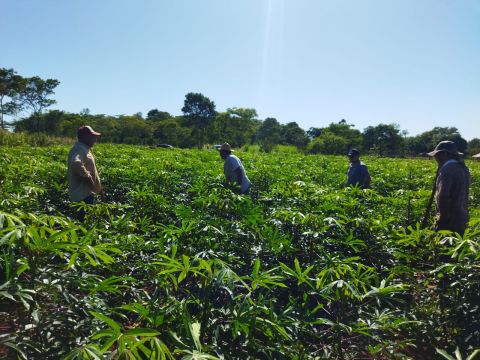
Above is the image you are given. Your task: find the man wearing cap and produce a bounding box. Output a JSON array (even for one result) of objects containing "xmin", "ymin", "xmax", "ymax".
[
  {"xmin": 346, "ymin": 149, "xmax": 371, "ymax": 189},
  {"xmin": 428, "ymin": 140, "xmax": 470, "ymax": 235},
  {"xmin": 67, "ymin": 125, "xmax": 102, "ymax": 218},
  {"xmin": 218, "ymin": 142, "xmax": 251, "ymax": 194}
]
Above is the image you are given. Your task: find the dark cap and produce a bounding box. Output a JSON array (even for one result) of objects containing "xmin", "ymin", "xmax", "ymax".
[
  {"xmin": 77, "ymin": 125, "xmax": 101, "ymax": 137},
  {"xmin": 348, "ymin": 149, "xmax": 360, "ymax": 157},
  {"xmin": 427, "ymin": 141, "xmax": 463, "ymax": 156}
]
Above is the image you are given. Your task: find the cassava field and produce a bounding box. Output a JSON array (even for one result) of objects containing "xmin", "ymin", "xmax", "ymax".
[{"xmin": 0, "ymin": 144, "xmax": 479, "ymax": 359}]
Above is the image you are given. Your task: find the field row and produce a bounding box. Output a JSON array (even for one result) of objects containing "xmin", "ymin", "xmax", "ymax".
[{"xmin": 0, "ymin": 145, "xmax": 479, "ymax": 359}]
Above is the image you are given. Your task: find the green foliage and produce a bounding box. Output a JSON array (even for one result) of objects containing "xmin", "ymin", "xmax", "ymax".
[
  {"xmin": 307, "ymin": 120, "xmax": 363, "ymax": 155},
  {"xmin": 14, "ymin": 76, "xmax": 60, "ymax": 133},
  {"xmin": 154, "ymin": 118, "xmax": 191, "ymax": 147},
  {"xmin": 0, "ymin": 68, "xmax": 24, "ymax": 129},
  {"xmin": 146, "ymin": 109, "xmax": 172, "ymax": 123},
  {"xmin": 256, "ymin": 117, "xmax": 282, "ymax": 152},
  {"xmin": 0, "ymin": 130, "xmax": 72, "ymax": 146},
  {"xmin": 363, "ymin": 123, "xmax": 404, "ymax": 156},
  {"xmin": 182, "ymin": 92, "xmax": 217, "ymax": 148},
  {"xmin": 0, "ymin": 144, "xmax": 479, "ymax": 359},
  {"xmin": 281, "ymin": 122, "xmax": 309, "ymax": 149},
  {"xmin": 308, "ymin": 129, "xmax": 349, "ymax": 155},
  {"xmin": 405, "ymin": 126, "xmax": 468, "ymax": 155},
  {"xmin": 7, "ymin": 86, "xmax": 477, "ymax": 157},
  {"xmin": 2, "ymin": 70, "xmax": 475, "ymax": 157},
  {"xmin": 468, "ymin": 138, "xmax": 480, "ymax": 156},
  {"xmin": 210, "ymin": 108, "xmax": 259, "ymax": 147}
]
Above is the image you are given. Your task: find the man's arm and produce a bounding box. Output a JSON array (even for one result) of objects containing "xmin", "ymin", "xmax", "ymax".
[
  {"xmin": 224, "ymin": 157, "xmax": 243, "ymax": 192},
  {"xmin": 234, "ymin": 167, "xmax": 243, "ymax": 187},
  {"xmin": 363, "ymin": 169, "xmax": 371, "ymax": 189},
  {"xmin": 435, "ymin": 172, "xmax": 453, "ymax": 227},
  {"xmin": 71, "ymin": 153, "xmax": 96, "ymax": 188},
  {"xmin": 359, "ymin": 165, "xmax": 370, "ymax": 189},
  {"xmin": 346, "ymin": 167, "xmax": 353, "ymax": 187}
]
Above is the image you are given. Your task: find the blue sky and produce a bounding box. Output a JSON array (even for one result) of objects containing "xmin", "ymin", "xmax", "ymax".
[{"xmin": 3, "ymin": 0, "xmax": 480, "ymax": 139}]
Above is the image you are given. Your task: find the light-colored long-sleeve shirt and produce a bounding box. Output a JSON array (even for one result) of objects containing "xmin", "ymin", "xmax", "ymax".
[
  {"xmin": 224, "ymin": 154, "xmax": 251, "ymax": 194},
  {"xmin": 67, "ymin": 142, "xmax": 101, "ymax": 201}
]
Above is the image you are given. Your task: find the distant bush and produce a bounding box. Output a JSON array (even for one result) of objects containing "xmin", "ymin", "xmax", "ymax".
[
  {"xmin": 272, "ymin": 145, "xmax": 301, "ymax": 154},
  {"xmin": 0, "ymin": 130, "xmax": 73, "ymax": 146},
  {"xmin": 241, "ymin": 144, "xmax": 261, "ymax": 153},
  {"xmin": 308, "ymin": 132, "xmax": 349, "ymax": 155}
]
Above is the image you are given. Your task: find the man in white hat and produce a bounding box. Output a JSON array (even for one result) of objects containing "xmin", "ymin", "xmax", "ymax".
[
  {"xmin": 67, "ymin": 125, "xmax": 103, "ymax": 220},
  {"xmin": 427, "ymin": 140, "xmax": 470, "ymax": 235},
  {"xmin": 218, "ymin": 142, "xmax": 251, "ymax": 194}
]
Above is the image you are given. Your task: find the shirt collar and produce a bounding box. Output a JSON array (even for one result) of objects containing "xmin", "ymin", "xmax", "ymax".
[
  {"xmin": 75, "ymin": 141, "xmax": 91, "ymax": 152},
  {"xmin": 441, "ymin": 159, "xmax": 458, "ymax": 169}
]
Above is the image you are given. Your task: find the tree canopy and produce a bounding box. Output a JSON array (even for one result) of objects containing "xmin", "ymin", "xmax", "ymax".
[
  {"xmin": 5, "ymin": 67, "xmax": 475, "ymax": 156},
  {"xmin": 182, "ymin": 92, "xmax": 216, "ymax": 148},
  {"xmin": 0, "ymin": 68, "xmax": 60, "ymax": 131}
]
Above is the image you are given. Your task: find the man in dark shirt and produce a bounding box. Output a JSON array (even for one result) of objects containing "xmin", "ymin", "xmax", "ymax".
[
  {"xmin": 346, "ymin": 149, "xmax": 371, "ymax": 189},
  {"xmin": 428, "ymin": 141, "xmax": 470, "ymax": 235}
]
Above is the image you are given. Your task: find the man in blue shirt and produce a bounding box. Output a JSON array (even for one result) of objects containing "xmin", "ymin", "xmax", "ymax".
[
  {"xmin": 346, "ymin": 149, "xmax": 371, "ymax": 189},
  {"xmin": 218, "ymin": 142, "xmax": 251, "ymax": 194}
]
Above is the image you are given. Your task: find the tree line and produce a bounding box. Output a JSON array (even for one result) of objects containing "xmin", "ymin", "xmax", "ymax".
[{"xmin": 2, "ymin": 67, "xmax": 479, "ymax": 155}]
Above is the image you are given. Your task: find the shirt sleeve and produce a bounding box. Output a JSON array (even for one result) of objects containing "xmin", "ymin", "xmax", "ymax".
[
  {"xmin": 71, "ymin": 149, "xmax": 95, "ymax": 184},
  {"xmin": 362, "ymin": 165, "xmax": 369, "ymax": 180},
  {"xmin": 436, "ymin": 171, "xmax": 454, "ymax": 225},
  {"xmin": 346, "ymin": 168, "xmax": 353, "ymax": 186},
  {"xmin": 226, "ymin": 156, "xmax": 241, "ymax": 172},
  {"xmin": 360, "ymin": 165, "xmax": 368, "ymax": 176}
]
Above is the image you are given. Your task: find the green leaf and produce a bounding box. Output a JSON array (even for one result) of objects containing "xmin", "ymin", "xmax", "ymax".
[
  {"xmin": 435, "ymin": 348, "xmax": 457, "ymax": 360},
  {"xmin": 90, "ymin": 311, "xmax": 121, "ymax": 332},
  {"xmin": 252, "ymin": 257, "xmax": 260, "ymax": 277},
  {"xmin": 124, "ymin": 328, "xmax": 161, "ymax": 337},
  {"xmin": 466, "ymin": 349, "xmax": 480, "ymax": 360},
  {"xmin": 190, "ymin": 321, "xmax": 202, "ymax": 352},
  {"xmin": 0, "ymin": 290, "xmax": 16, "ymax": 302}
]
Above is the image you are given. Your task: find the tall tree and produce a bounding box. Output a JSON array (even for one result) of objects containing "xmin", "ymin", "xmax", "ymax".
[
  {"xmin": 256, "ymin": 117, "xmax": 282, "ymax": 152},
  {"xmin": 404, "ymin": 127, "xmax": 467, "ymax": 155},
  {"xmin": 307, "ymin": 120, "xmax": 363, "ymax": 154},
  {"xmin": 117, "ymin": 115, "xmax": 153, "ymax": 144},
  {"xmin": 307, "ymin": 127, "xmax": 322, "ymax": 139},
  {"xmin": 0, "ymin": 68, "xmax": 23, "ymax": 129},
  {"xmin": 14, "ymin": 109, "xmax": 66, "ymax": 134},
  {"xmin": 363, "ymin": 123, "xmax": 404, "ymax": 156},
  {"xmin": 211, "ymin": 107, "xmax": 259, "ymax": 147},
  {"xmin": 308, "ymin": 129, "xmax": 349, "ymax": 154},
  {"xmin": 181, "ymin": 92, "xmax": 216, "ymax": 148},
  {"xmin": 281, "ymin": 122, "xmax": 309, "ymax": 149},
  {"xmin": 17, "ymin": 76, "xmax": 60, "ymax": 132},
  {"xmin": 325, "ymin": 120, "xmax": 363, "ymax": 151},
  {"xmin": 146, "ymin": 109, "xmax": 171, "ymax": 122},
  {"xmin": 468, "ymin": 138, "xmax": 480, "ymax": 156},
  {"xmin": 154, "ymin": 117, "xmax": 192, "ymax": 147}
]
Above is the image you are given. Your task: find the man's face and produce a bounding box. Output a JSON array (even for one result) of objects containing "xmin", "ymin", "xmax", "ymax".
[
  {"xmin": 348, "ymin": 154, "xmax": 359, "ymax": 163},
  {"xmin": 80, "ymin": 133, "xmax": 98, "ymax": 148},
  {"xmin": 434, "ymin": 151, "xmax": 448, "ymax": 166},
  {"xmin": 220, "ymin": 150, "xmax": 229, "ymax": 159}
]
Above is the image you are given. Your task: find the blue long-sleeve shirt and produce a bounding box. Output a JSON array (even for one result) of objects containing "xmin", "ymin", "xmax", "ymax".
[{"xmin": 346, "ymin": 161, "xmax": 370, "ymax": 189}]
